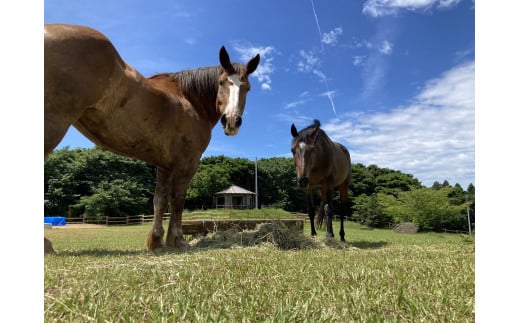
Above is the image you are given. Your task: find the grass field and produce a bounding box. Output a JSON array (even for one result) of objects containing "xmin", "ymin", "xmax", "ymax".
[{"xmin": 44, "ymin": 209, "xmax": 475, "ymax": 322}]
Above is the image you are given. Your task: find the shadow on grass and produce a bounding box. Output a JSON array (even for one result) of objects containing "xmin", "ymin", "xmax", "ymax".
[
  {"xmin": 349, "ymin": 241, "xmax": 388, "ymax": 249},
  {"xmin": 46, "ymin": 240, "xmax": 389, "ymax": 257}
]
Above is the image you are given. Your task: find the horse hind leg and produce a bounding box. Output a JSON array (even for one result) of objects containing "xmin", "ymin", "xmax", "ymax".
[
  {"xmin": 44, "ymin": 117, "xmax": 73, "ymax": 157},
  {"xmin": 325, "ymin": 190, "xmax": 335, "ymax": 239},
  {"xmin": 44, "ymin": 238, "xmax": 55, "ymax": 254},
  {"xmin": 338, "ymin": 181, "xmax": 349, "ymax": 242},
  {"xmin": 147, "ymin": 168, "xmax": 171, "ymax": 250}
]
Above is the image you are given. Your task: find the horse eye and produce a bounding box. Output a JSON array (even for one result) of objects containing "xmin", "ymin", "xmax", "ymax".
[{"xmin": 219, "ymin": 79, "xmax": 226, "ymax": 86}]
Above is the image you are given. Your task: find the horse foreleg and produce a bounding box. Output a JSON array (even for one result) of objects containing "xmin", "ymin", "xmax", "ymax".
[
  {"xmin": 306, "ymin": 189, "xmax": 317, "ymax": 236},
  {"xmin": 165, "ymin": 178, "xmax": 191, "ymax": 248},
  {"xmin": 325, "ymin": 189, "xmax": 335, "ymax": 238},
  {"xmin": 147, "ymin": 168, "xmax": 171, "ymax": 250}
]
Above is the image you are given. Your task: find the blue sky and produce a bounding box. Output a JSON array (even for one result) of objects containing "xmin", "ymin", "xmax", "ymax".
[{"xmin": 44, "ymin": 0, "xmax": 475, "ymax": 188}]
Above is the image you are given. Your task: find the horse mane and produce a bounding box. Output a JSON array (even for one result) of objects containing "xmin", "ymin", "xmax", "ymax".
[
  {"xmin": 150, "ymin": 63, "xmax": 246, "ymax": 98},
  {"xmin": 294, "ymin": 119, "xmax": 326, "ymax": 141}
]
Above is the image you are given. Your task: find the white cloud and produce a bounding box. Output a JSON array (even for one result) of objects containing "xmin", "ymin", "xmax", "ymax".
[
  {"xmin": 297, "ymin": 50, "xmax": 329, "ymax": 82},
  {"xmin": 297, "ymin": 50, "xmax": 320, "ymax": 73},
  {"xmin": 379, "ymin": 40, "xmax": 393, "ymax": 54},
  {"xmin": 322, "ymin": 27, "xmax": 343, "ymax": 46},
  {"xmin": 284, "ymin": 99, "xmax": 309, "ymax": 110},
  {"xmin": 322, "ymin": 61, "xmax": 474, "ymax": 187},
  {"xmin": 362, "ymin": 0, "xmax": 463, "ymax": 17},
  {"xmin": 353, "ymin": 55, "xmax": 365, "ymax": 66},
  {"xmin": 320, "ymin": 90, "xmax": 337, "ymax": 98},
  {"xmin": 233, "ymin": 44, "xmax": 276, "ymax": 91}
]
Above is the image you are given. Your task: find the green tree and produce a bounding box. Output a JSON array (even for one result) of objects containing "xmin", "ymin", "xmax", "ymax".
[
  {"xmin": 78, "ymin": 179, "xmax": 150, "ymax": 219},
  {"xmin": 257, "ymin": 157, "xmax": 304, "ymax": 211},
  {"xmin": 353, "ymin": 193, "xmax": 394, "ymax": 228},
  {"xmin": 186, "ymin": 162, "xmax": 231, "ymax": 209},
  {"xmin": 45, "ymin": 147, "xmax": 155, "ymax": 217},
  {"xmin": 386, "ymin": 187, "xmax": 467, "ymax": 231}
]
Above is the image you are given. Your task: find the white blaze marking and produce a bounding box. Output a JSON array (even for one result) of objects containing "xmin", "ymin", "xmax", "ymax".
[
  {"xmin": 298, "ymin": 142, "xmax": 306, "ymax": 170},
  {"xmin": 224, "ymin": 74, "xmax": 243, "ymax": 117}
]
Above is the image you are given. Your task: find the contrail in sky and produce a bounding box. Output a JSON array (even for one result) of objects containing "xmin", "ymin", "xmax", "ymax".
[{"xmin": 310, "ymin": 0, "xmax": 337, "ymax": 116}]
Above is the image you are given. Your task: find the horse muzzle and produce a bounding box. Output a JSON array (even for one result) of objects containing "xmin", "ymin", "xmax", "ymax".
[
  {"xmin": 297, "ymin": 177, "xmax": 310, "ymax": 188},
  {"xmin": 221, "ymin": 115, "xmax": 242, "ymax": 136}
]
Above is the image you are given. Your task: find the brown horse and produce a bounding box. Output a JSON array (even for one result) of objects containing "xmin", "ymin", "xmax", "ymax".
[
  {"xmin": 290, "ymin": 119, "xmax": 352, "ymax": 241},
  {"xmin": 44, "ymin": 24, "xmax": 260, "ymax": 252}
]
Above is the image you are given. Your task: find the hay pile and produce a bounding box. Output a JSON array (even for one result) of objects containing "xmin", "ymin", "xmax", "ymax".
[{"xmin": 189, "ymin": 221, "xmax": 351, "ymax": 250}]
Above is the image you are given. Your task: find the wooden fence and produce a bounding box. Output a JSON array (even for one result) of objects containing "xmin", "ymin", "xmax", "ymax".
[
  {"xmin": 64, "ymin": 214, "xmax": 303, "ymax": 233},
  {"xmin": 66, "ymin": 214, "xmax": 157, "ymax": 225}
]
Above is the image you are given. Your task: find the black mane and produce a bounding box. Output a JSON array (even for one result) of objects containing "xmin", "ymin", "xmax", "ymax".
[{"xmin": 294, "ymin": 119, "xmax": 325, "ymax": 142}]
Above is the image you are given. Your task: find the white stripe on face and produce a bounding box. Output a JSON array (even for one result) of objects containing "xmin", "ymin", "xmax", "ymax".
[
  {"xmin": 224, "ymin": 74, "xmax": 243, "ymax": 117},
  {"xmin": 298, "ymin": 142, "xmax": 306, "ymax": 170}
]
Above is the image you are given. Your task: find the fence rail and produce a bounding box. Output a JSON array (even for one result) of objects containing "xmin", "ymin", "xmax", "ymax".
[{"xmin": 66, "ymin": 214, "xmax": 161, "ymax": 225}]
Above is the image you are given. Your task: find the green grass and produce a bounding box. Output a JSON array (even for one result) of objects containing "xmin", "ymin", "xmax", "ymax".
[{"xmin": 45, "ymin": 210, "xmax": 475, "ymax": 322}]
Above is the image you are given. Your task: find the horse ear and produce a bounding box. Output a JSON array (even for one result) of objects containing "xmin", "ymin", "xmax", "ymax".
[
  {"xmin": 219, "ymin": 46, "xmax": 235, "ymax": 74},
  {"xmin": 291, "ymin": 124, "xmax": 298, "ymax": 138},
  {"xmin": 246, "ymin": 54, "xmax": 260, "ymax": 75}
]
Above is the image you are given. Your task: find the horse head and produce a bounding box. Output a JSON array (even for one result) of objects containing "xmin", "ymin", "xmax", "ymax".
[
  {"xmin": 217, "ymin": 46, "xmax": 260, "ymax": 136},
  {"xmin": 291, "ymin": 120, "xmax": 321, "ymax": 188}
]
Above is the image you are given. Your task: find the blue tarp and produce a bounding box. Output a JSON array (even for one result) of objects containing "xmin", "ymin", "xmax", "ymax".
[{"xmin": 44, "ymin": 216, "xmax": 66, "ymax": 226}]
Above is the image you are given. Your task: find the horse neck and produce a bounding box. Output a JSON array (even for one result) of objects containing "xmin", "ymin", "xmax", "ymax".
[
  {"xmin": 168, "ymin": 66, "xmax": 222, "ymax": 126},
  {"xmin": 315, "ymin": 133, "xmax": 335, "ymax": 165}
]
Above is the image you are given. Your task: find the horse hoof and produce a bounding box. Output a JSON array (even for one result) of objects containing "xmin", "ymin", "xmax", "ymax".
[
  {"xmin": 147, "ymin": 233, "xmax": 164, "ymax": 251},
  {"xmin": 165, "ymin": 237, "xmax": 189, "ymax": 249}
]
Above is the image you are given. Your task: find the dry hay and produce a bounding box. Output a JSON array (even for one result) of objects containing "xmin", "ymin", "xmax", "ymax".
[
  {"xmin": 393, "ymin": 222, "xmax": 419, "ymax": 234},
  {"xmin": 189, "ymin": 221, "xmax": 352, "ymax": 250}
]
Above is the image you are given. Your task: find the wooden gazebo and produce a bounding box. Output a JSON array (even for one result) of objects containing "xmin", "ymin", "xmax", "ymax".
[{"xmin": 213, "ymin": 185, "xmax": 255, "ymax": 209}]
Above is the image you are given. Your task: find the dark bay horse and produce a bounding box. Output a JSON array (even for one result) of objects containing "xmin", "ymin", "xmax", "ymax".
[
  {"xmin": 290, "ymin": 119, "xmax": 352, "ymax": 241},
  {"xmin": 44, "ymin": 24, "xmax": 260, "ymax": 252}
]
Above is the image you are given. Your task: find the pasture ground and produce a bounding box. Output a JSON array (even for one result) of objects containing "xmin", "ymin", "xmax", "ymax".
[{"xmin": 44, "ymin": 209, "xmax": 475, "ymax": 322}]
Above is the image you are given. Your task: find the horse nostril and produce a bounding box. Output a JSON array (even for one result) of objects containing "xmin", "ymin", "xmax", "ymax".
[
  {"xmin": 220, "ymin": 115, "xmax": 227, "ymax": 127},
  {"xmin": 236, "ymin": 116, "xmax": 242, "ymax": 128}
]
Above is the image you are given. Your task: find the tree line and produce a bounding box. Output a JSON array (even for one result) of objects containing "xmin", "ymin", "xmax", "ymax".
[{"xmin": 45, "ymin": 147, "xmax": 475, "ymax": 232}]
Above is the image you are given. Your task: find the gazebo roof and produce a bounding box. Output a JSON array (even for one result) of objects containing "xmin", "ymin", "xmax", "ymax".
[{"xmin": 214, "ymin": 185, "xmax": 255, "ymax": 195}]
